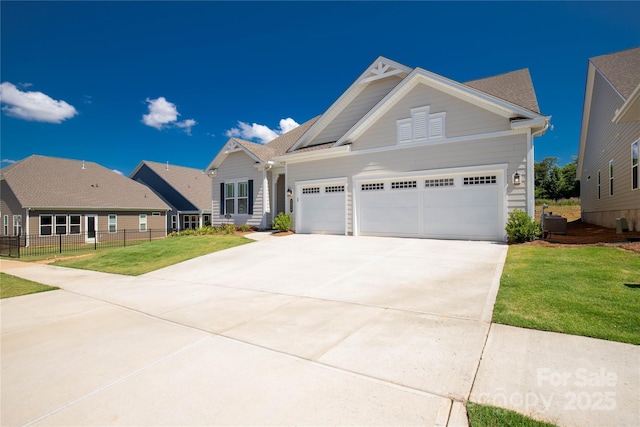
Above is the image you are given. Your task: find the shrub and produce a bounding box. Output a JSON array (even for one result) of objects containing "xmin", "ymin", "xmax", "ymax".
[
  {"xmin": 238, "ymin": 224, "xmax": 252, "ymax": 232},
  {"xmin": 222, "ymin": 223, "xmax": 236, "ymax": 234},
  {"xmin": 505, "ymin": 209, "xmax": 541, "ymax": 243},
  {"xmin": 273, "ymin": 212, "xmax": 291, "ymax": 232}
]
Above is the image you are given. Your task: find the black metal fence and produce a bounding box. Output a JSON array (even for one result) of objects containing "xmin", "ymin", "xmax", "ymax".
[{"xmin": 0, "ymin": 229, "xmax": 166, "ymax": 259}]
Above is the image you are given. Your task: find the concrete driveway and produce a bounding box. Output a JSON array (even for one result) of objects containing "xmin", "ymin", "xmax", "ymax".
[{"xmin": 2, "ymin": 234, "xmax": 507, "ymax": 426}]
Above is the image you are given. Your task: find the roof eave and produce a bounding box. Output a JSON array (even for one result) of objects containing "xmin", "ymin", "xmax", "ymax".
[{"xmin": 613, "ymin": 83, "xmax": 640, "ymax": 123}]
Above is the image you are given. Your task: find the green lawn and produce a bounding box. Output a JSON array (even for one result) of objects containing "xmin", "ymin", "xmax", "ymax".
[
  {"xmin": 0, "ymin": 272, "xmax": 59, "ymax": 299},
  {"xmin": 467, "ymin": 403, "xmax": 556, "ymax": 427},
  {"xmin": 493, "ymin": 245, "xmax": 640, "ymax": 345},
  {"xmin": 53, "ymin": 234, "xmax": 253, "ymax": 275}
]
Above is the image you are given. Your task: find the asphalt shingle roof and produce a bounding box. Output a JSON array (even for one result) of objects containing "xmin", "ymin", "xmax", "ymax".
[
  {"xmin": 464, "ymin": 68, "xmax": 541, "ymax": 114},
  {"xmin": 138, "ymin": 161, "xmax": 211, "ymax": 210},
  {"xmin": 590, "ymin": 46, "xmax": 640, "ymax": 100},
  {"xmin": 1, "ymin": 155, "xmax": 169, "ymax": 210}
]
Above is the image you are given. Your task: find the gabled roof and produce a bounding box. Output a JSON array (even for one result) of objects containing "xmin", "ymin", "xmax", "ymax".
[
  {"xmin": 205, "ymin": 116, "xmax": 320, "ymax": 171},
  {"xmin": 590, "ymin": 47, "xmax": 640, "ymax": 100},
  {"xmin": 1, "ymin": 155, "xmax": 169, "ymax": 210},
  {"xmin": 130, "ymin": 161, "xmax": 211, "ymax": 210},
  {"xmin": 464, "ymin": 68, "xmax": 540, "ymax": 114}
]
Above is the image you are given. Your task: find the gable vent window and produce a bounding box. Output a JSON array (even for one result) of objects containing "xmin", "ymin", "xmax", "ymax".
[
  {"xmin": 397, "ymin": 106, "xmax": 446, "ymax": 145},
  {"xmin": 325, "ymin": 185, "xmax": 345, "ymax": 193},
  {"xmin": 391, "ymin": 180, "xmax": 417, "ymax": 189},
  {"xmin": 463, "ymin": 175, "xmax": 497, "ymax": 185},
  {"xmin": 302, "ymin": 187, "xmax": 320, "ymax": 194},
  {"xmin": 425, "ymin": 178, "xmax": 454, "ymax": 188},
  {"xmin": 362, "ymin": 183, "xmax": 384, "ymax": 191}
]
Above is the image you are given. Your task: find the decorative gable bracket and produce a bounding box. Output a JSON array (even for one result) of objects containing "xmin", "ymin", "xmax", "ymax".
[
  {"xmin": 362, "ymin": 61, "xmax": 406, "ymax": 84},
  {"xmin": 224, "ymin": 140, "xmax": 244, "ymax": 154}
]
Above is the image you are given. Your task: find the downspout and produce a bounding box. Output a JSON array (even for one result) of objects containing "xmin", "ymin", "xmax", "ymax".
[
  {"xmin": 529, "ymin": 120, "xmax": 550, "ymax": 218},
  {"xmin": 25, "ymin": 208, "xmax": 30, "ymax": 247}
]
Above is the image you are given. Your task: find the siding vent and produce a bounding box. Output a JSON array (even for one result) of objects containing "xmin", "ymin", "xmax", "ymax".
[
  {"xmin": 391, "ymin": 180, "xmax": 417, "ymax": 189},
  {"xmin": 302, "ymin": 187, "xmax": 321, "ymax": 194},
  {"xmin": 325, "ymin": 185, "xmax": 345, "ymax": 193},
  {"xmin": 463, "ymin": 176, "xmax": 497, "ymax": 185},
  {"xmin": 425, "ymin": 178, "xmax": 454, "ymax": 188},
  {"xmin": 362, "ymin": 183, "xmax": 385, "ymax": 191}
]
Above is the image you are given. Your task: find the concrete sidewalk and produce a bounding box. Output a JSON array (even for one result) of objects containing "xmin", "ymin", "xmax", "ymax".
[{"xmin": 1, "ymin": 236, "xmax": 638, "ymax": 426}]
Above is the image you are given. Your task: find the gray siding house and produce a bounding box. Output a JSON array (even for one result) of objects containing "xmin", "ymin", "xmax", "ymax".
[
  {"xmin": 207, "ymin": 57, "xmax": 550, "ymax": 241},
  {"xmin": 0, "ymin": 155, "xmax": 170, "ymax": 244},
  {"xmin": 577, "ymin": 47, "xmax": 640, "ymax": 230},
  {"xmin": 130, "ymin": 161, "xmax": 212, "ymax": 232}
]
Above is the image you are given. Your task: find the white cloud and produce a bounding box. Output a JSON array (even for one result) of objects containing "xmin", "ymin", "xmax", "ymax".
[
  {"xmin": 112, "ymin": 169, "xmax": 123, "ymax": 175},
  {"xmin": 1, "ymin": 158, "xmax": 17, "ymax": 165},
  {"xmin": 225, "ymin": 117, "xmax": 300, "ymax": 144},
  {"xmin": 142, "ymin": 97, "xmax": 196, "ymax": 134},
  {"xmin": 0, "ymin": 82, "xmax": 78, "ymax": 123}
]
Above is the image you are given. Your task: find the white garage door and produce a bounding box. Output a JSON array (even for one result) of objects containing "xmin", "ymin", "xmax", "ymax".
[
  {"xmin": 297, "ymin": 182, "xmax": 346, "ymax": 235},
  {"xmin": 357, "ymin": 173, "xmax": 503, "ymax": 241}
]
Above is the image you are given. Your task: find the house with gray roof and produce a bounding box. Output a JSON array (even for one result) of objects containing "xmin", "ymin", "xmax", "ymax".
[
  {"xmin": 130, "ymin": 160, "xmax": 212, "ymax": 231},
  {"xmin": 577, "ymin": 47, "xmax": 640, "ymax": 230},
  {"xmin": 1, "ymin": 155, "xmax": 170, "ymax": 244},
  {"xmin": 206, "ymin": 56, "xmax": 550, "ymax": 241}
]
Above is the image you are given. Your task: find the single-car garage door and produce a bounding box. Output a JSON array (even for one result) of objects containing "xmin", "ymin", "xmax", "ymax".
[
  {"xmin": 297, "ymin": 181, "xmax": 347, "ymax": 235},
  {"xmin": 356, "ymin": 172, "xmax": 504, "ymax": 241}
]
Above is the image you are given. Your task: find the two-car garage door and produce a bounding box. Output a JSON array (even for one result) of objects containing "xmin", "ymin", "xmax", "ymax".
[{"xmin": 296, "ymin": 170, "xmax": 504, "ymax": 241}]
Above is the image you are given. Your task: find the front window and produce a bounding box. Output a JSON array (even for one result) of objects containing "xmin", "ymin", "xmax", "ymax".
[
  {"xmin": 139, "ymin": 214, "xmax": 147, "ymax": 231},
  {"xmin": 40, "ymin": 215, "xmax": 53, "ymax": 236},
  {"xmin": 632, "ymin": 141, "xmax": 638, "ymax": 190},
  {"xmin": 597, "ymin": 170, "xmax": 601, "ymax": 200},
  {"xmin": 237, "ymin": 181, "xmax": 248, "ymax": 214},
  {"xmin": 225, "ymin": 183, "xmax": 235, "ymax": 214},
  {"xmin": 3, "ymin": 215, "xmax": 8, "ymax": 235},
  {"xmin": 55, "ymin": 215, "xmax": 67, "ymax": 235},
  {"xmin": 171, "ymin": 215, "xmax": 177, "ymax": 231},
  {"xmin": 13, "ymin": 215, "xmax": 22, "ymax": 236},
  {"xmin": 108, "ymin": 214, "xmax": 117, "ymax": 233},
  {"xmin": 70, "ymin": 215, "xmax": 81, "ymax": 234}
]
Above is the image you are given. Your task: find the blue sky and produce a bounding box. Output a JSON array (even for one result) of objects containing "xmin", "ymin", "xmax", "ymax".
[{"xmin": 1, "ymin": 1, "xmax": 639, "ymax": 176}]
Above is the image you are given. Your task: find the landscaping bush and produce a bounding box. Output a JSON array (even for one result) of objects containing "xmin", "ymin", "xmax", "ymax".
[
  {"xmin": 273, "ymin": 212, "xmax": 291, "ymax": 232},
  {"xmin": 238, "ymin": 224, "xmax": 252, "ymax": 232},
  {"xmin": 222, "ymin": 223, "xmax": 236, "ymax": 234},
  {"xmin": 505, "ymin": 209, "xmax": 541, "ymax": 243}
]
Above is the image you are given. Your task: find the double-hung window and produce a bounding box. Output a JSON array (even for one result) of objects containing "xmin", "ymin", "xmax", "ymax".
[
  {"xmin": 597, "ymin": 170, "xmax": 601, "ymax": 200},
  {"xmin": 222, "ymin": 180, "xmax": 252, "ymax": 215},
  {"xmin": 55, "ymin": 215, "xmax": 67, "ymax": 235},
  {"xmin": 3, "ymin": 215, "xmax": 8, "ymax": 235},
  {"xmin": 13, "ymin": 215, "xmax": 22, "ymax": 236},
  {"xmin": 40, "ymin": 215, "xmax": 53, "ymax": 236},
  {"xmin": 609, "ymin": 160, "xmax": 614, "ymax": 196},
  {"xmin": 632, "ymin": 141, "xmax": 638, "ymax": 190},
  {"xmin": 70, "ymin": 215, "xmax": 81, "ymax": 234},
  {"xmin": 139, "ymin": 214, "xmax": 147, "ymax": 231},
  {"xmin": 108, "ymin": 214, "xmax": 117, "ymax": 233}
]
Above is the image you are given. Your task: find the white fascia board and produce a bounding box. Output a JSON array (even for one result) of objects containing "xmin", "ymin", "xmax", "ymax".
[
  {"xmin": 129, "ymin": 161, "xmax": 147, "ymax": 179},
  {"xmin": 613, "ymin": 82, "xmax": 640, "ymax": 123},
  {"xmin": 206, "ymin": 139, "xmax": 263, "ymax": 171},
  {"xmin": 335, "ymin": 68, "xmax": 542, "ymax": 147},
  {"xmin": 289, "ymin": 56, "xmax": 412, "ymax": 152},
  {"xmin": 510, "ymin": 116, "xmax": 550, "ymax": 131},
  {"xmin": 274, "ymin": 145, "xmax": 351, "ymax": 164},
  {"xmin": 352, "ymin": 163, "xmax": 509, "ymax": 183},
  {"xmin": 577, "ymin": 64, "xmax": 596, "ymax": 180}
]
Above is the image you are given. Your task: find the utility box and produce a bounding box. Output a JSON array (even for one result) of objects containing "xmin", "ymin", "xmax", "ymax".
[
  {"xmin": 616, "ymin": 217, "xmax": 629, "ymax": 234},
  {"xmin": 544, "ymin": 215, "xmax": 567, "ymax": 234}
]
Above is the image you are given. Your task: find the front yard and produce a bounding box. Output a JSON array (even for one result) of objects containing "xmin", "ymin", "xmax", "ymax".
[
  {"xmin": 493, "ymin": 245, "xmax": 640, "ymax": 345},
  {"xmin": 0, "ymin": 272, "xmax": 59, "ymax": 299}
]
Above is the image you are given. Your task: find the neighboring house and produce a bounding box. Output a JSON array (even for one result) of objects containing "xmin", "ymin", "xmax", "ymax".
[
  {"xmin": 577, "ymin": 47, "xmax": 640, "ymax": 230},
  {"xmin": 130, "ymin": 161, "xmax": 212, "ymax": 232},
  {"xmin": 206, "ymin": 56, "xmax": 550, "ymax": 241},
  {"xmin": 0, "ymin": 155, "xmax": 170, "ymax": 244}
]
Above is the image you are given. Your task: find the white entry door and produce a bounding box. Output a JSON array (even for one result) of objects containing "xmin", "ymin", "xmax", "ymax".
[
  {"xmin": 296, "ymin": 180, "xmax": 347, "ymax": 235},
  {"xmin": 85, "ymin": 214, "xmax": 98, "ymax": 243}
]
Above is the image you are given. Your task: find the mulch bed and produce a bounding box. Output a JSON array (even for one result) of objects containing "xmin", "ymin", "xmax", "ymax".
[{"xmin": 524, "ymin": 219, "xmax": 640, "ymax": 254}]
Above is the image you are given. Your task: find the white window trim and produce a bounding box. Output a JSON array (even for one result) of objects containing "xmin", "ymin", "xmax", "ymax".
[
  {"xmin": 13, "ymin": 215, "xmax": 22, "ymax": 236},
  {"xmin": 3, "ymin": 215, "xmax": 8, "ymax": 235},
  {"xmin": 40, "ymin": 214, "xmax": 53, "ymax": 236},
  {"xmin": 139, "ymin": 214, "xmax": 148, "ymax": 232},
  {"xmin": 609, "ymin": 160, "xmax": 614, "ymax": 196},
  {"xmin": 108, "ymin": 214, "xmax": 117, "ymax": 233},
  {"xmin": 224, "ymin": 178, "xmax": 249, "ymax": 215},
  {"xmin": 54, "ymin": 214, "xmax": 67, "ymax": 235},
  {"xmin": 69, "ymin": 215, "xmax": 81, "ymax": 235}
]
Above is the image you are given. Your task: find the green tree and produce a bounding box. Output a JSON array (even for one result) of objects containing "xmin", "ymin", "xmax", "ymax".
[{"xmin": 534, "ymin": 156, "xmax": 579, "ymax": 200}]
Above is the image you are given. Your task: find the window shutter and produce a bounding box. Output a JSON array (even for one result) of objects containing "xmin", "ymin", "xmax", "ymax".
[
  {"xmin": 248, "ymin": 180, "xmax": 254, "ymax": 215},
  {"xmin": 429, "ymin": 117, "xmax": 443, "ymax": 139},
  {"xmin": 413, "ymin": 110, "xmax": 428, "ymax": 140},
  {"xmin": 397, "ymin": 119, "xmax": 412, "ymax": 144},
  {"xmin": 220, "ymin": 182, "xmax": 225, "ymax": 215}
]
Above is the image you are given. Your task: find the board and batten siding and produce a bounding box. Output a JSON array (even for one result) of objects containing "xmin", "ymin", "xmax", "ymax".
[
  {"xmin": 581, "ymin": 70, "xmax": 640, "ymax": 230},
  {"xmin": 287, "ymin": 132, "xmax": 529, "ymax": 234},
  {"xmin": 212, "ymin": 151, "xmax": 269, "ymax": 227},
  {"xmin": 351, "ymin": 82, "xmax": 511, "ymax": 151},
  {"xmin": 310, "ymin": 76, "xmax": 403, "ymax": 146}
]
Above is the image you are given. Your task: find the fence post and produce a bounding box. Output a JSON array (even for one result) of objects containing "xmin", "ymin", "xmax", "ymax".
[
  {"xmin": 59, "ymin": 234, "xmax": 63, "ymax": 253},
  {"xmin": 94, "ymin": 233, "xmax": 97, "ymax": 251},
  {"xmin": 149, "ymin": 228, "xmax": 151, "ymax": 242},
  {"xmin": 123, "ymin": 229, "xmax": 126, "ymax": 247}
]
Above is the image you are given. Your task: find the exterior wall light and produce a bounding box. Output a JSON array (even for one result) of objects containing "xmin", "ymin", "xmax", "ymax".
[
  {"xmin": 513, "ymin": 172, "xmax": 521, "ymax": 186},
  {"xmin": 287, "ymin": 188, "xmax": 293, "ymax": 197}
]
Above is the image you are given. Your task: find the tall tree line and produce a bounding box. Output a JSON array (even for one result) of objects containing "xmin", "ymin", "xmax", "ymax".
[{"xmin": 534, "ymin": 157, "xmax": 580, "ymax": 200}]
